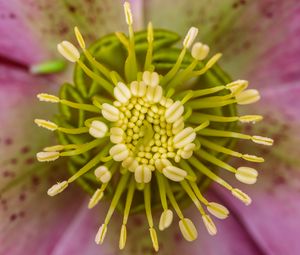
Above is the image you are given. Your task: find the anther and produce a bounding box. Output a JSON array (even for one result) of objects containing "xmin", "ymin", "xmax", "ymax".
[
  {"xmin": 231, "ymin": 188, "xmax": 252, "ymax": 205},
  {"xmin": 37, "ymin": 93, "xmax": 59, "ymax": 103},
  {"xmin": 47, "ymin": 181, "xmax": 68, "ymax": 196},
  {"xmin": 235, "ymin": 89, "xmax": 261, "ymax": 105},
  {"xmin": 162, "ymin": 166, "xmax": 187, "ymax": 182},
  {"xmin": 159, "ymin": 209, "xmax": 174, "ymax": 231},
  {"xmin": 251, "ymin": 135, "xmax": 274, "ymax": 146},
  {"xmin": 94, "ymin": 166, "xmax": 112, "ymax": 183},
  {"xmin": 89, "ymin": 120, "xmax": 108, "ymax": 138},
  {"xmin": 183, "ymin": 27, "xmax": 198, "ymax": 49},
  {"xmin": 34, "ymin": 119, "xmax": 58, "ymax": 131},
  {"xmin": 202, "ymin": 214, "xmax": 217, "ymax": 235},
  {"xmin": 109, "ymin": 144, "xmax": 129, "ymax": 161},
  {"xmin": 102, "ymin": 103, "xmax": 120, "ymax": 122},
  {"xmin": 179, "ymin": 218, "xmax": 198, "ymax": 241},
  {"xmin": 142, "ymin": 71, "xmax": 159, "ymax": 87},
  {"xmin": 36, "ymin": 151, "xmax": 59, "ymax": 162},
  {"xmin": 135, "ymin": 165, "xmax": 152, "ymax": 183},
  {"xmin": 114, "ymin": 82, "xmax": 131, "ymax": 103},
  {"xmin": 191, "ymin": 42, "xmax": 210, "ymax": 61},
  {"xmin": 207, "ymin": 202, "xmax": 229, "ymax": 219},
  {"xmin": 57, "ymin": 41, "xmax": 80, "ymax": 63},
  {"xmin": 165, "ymin": 101, "xmax": 184, "ymax": 123},
  {"xmin": 235, "ymin": 167, "xmax": 258, "ymax": 184}
]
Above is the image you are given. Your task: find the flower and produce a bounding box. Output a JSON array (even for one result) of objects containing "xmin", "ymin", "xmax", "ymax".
[{"xmin": 0, "ymin": 0, "xmax": 297, "ymax": 253}]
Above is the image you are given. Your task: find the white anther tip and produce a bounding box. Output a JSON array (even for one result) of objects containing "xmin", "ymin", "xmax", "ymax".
[
  {"xmin": 37, "ymin": 151, "xmax": 59, "ymax": 162},
  {"xmin": 207, "ymin": 202, "xmax": 229, "ymax": 219},
  {"xmin": 159, "ymin": 209, "xmax": 174, "ymax": 231},
  {"xmin": 95, "ymin": 224, "xmax": 107, "ymax": 245},
  {"xmin": 235, "ymin": 167, "xmax": 258, "ymax": 185},
  {"xmin": 202, "ymin": 215, "xmax": 217, "ymax": 235},
  {"xmin": 57, "ymin": 41, "xmax": 80, "ymax": 62},
  {"xmin": 123, "ymin": 2, "xmax": 133, "ymax": 25},
  {"xmin": 47, "ymin": 181, "xmax": 68, "ymax": 196},
  {"xmin": 179, "ymin": 218, "xmax": 198, "ymax": 242},
  {"xmin": 231, "ymin": 188, "xmax": 252, "ymax": 206},
  {"xmin": 94, "ymin": 166, "xmax": 111, "ymax": 183},
  {"xmin": 236, "ymin": 89, "xmax": 261, "ymax": 105},
  {"xmin": 89, "ymin": 120, "xmax": 108, "ymax": 138},
  {"xmin": 191, "ymin": 42, "xmax": 210, "ymax": 61}
]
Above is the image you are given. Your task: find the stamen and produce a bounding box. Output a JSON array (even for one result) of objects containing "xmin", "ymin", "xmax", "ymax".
[
  {"xmin": 144, "ymin": 184, "xmax": 159, "ymax": 251},
  {"xmin": 74, "ymin": 26, "xmax": 112, "ymax": 80},
  {"xmin": 198, "ymin": 137, "xmax": 264, "ymax": 162},
  {"xmin": 144, "ymin": 22, "xmax": 154, "ymax": 71},
  {"xmin": 37, "ymin": 93, "xmax": 100, "ymax": 112},
  {"xmin": 165, "ymin": 180, "xmax": 198, "ymax": 241},
  {"xmin": 159, "ymin": 209, "xmax": 174, "ymax": 231},
  {"xmin": 165, "ymin": 101, "xmax": 184, "ymax": 123},
  {"xmin": 119, "ymin": 177, "xmax": 135, "ymax": 249},
  {"xmin": 226, "ymin": 80, "xmax": 248, "ymax": 94},
  {"xmin": 95, "ymin": 172, "xmax": 130, "ymax": 244},
  {"xmin": 123, "ymin": 1, "xmax": 138, "ymax": 82}
]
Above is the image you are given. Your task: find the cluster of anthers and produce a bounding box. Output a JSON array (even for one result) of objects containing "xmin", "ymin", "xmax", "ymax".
[{"xmin": 35, "ymin": 2, "xmax": 273, "ymax": 252}]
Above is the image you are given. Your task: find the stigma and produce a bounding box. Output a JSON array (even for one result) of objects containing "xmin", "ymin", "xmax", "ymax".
[{"xmin": 35, "ymin": 1, "xmax": 273, "ymax": 252}]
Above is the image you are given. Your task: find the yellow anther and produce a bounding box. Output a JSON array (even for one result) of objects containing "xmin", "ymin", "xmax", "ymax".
[
  {"xmin": 47, "ymin": 181, "xmax": 68, "ymax": 196},
  {"xmin": 37, "ymin": 93, "xmax": 59, "ymax": 103},
  {"xmin": 34, "ymin": 119, "xmax": 58, "ymax": 131},
  {"xmin": 74, "ymin": 26, "xmax": 86, "ymax": 49}
]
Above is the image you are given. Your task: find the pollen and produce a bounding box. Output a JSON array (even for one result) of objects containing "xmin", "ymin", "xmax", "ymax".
[{"xmin": 35, "ymin": 1, "xmax": 273, "ymax": 252}]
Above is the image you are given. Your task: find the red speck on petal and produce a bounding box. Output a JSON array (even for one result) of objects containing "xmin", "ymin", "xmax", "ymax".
[
  {"xmin": 10, "ymin": 158, "xmax": 18, "ymax": 165},
  {"xmin": 19, "ymin": 211, "xmax": 26, "ymax": 218},
  {"xmin": 4, "ymin": 138, "xmax": 13, "ymax": 145},
  {"xmin": 25, "ymin": 157, "xmax": 35, "ymax": 165},
  {"xmin": 10, "ymin": 214, "xmax": 17, "ymax": 222},
  {"xmin": 21, "ymin": 146, "xmax": 30, "ymax": 154},
  {"xmin": 19, "ymin": 193, "xmax": 26, "ymax": 202},
  {"xmin": 133, "ymin": 216, "xmax": 143, "ymax": 227},
  {"xmin": 273, "ymin": 176, "xmax": 286, "ymax": 185},
  {"xmin": 174, "ymin": 232, "xmax": 183, "ymax": 242},
  {"xmin": 31, "ymin": 175, "xmax": 40, "ymax": 187}
]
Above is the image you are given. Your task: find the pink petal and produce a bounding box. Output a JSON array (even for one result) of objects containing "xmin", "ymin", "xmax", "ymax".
[
  {"xmin": 0, "ymin": 0, "xmax": 137, "ymax": 65},
  {"xmin": 144, "ymin": 0, "xmax": 300, "ymax": 89},
  {"xmin": 213, "ymin": 84, "xmax": 300, "ymax": 254},
  {"xmin": 0, "ymin": 65, "xmax": 84, "ymax": 254}
]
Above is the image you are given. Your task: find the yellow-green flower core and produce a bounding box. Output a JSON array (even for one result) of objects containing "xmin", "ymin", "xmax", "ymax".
[{"xmin": 35, "ymin": 2, "xmax": 273, "ymax": 252}]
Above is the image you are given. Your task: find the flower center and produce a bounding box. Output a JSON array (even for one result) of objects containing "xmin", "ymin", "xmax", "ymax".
[{"xmin": 34, "ymin": 1, "xmax": 273, "ymax": 252}]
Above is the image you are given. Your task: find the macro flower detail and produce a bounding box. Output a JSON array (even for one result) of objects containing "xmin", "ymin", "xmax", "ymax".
[{"xmin": 33, "ymin": 1, "xmax": 274, "ymax": 252}]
